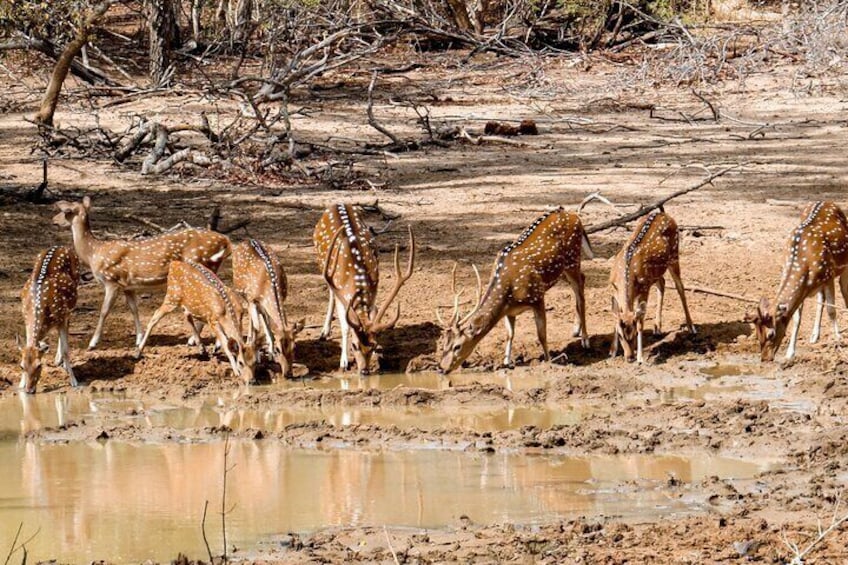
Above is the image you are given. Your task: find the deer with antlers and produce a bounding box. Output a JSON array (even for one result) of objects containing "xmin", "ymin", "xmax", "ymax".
[
  {"xmin": 609, "ymin": 208, "xmax": 695, "ymax": 363},
  {"xmin": 232, "ymin": 239, "xmax": 303, "ymax": 378},
  {"xmin": 437, "ymin": 207, "xmax": 591, "ymax": 374},
  {"xmin": 18, "ymin": 246, "xmax": 80, "ymax": 393},
  {"xmin": 135, "ymin": 261, "xmax": 256, "ymax": 384},
  {"xmin": 314, "ymin": 204, "xmax": 415, "ymax": 375},
  {"xmin": 746, "ymin": 201, "xmax": 848, "ymax": 361},
  {"xmin": 53, "ymin": 196, "xmax": 230, "ymax": 349}
]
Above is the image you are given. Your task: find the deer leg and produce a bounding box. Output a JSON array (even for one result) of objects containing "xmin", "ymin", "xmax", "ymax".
[
  {"xmin": 135, "ymin": 301, "xmax": 178, "ymax": 358},
  {"xmin": 825, "ymin": 279, "xmax": 840, "ymax": 342},
  {"xmin": 184, "ymin": 313, "xmax": 206, "ymax": 355},
  {"xmin": 669, "ymin": 263, "xmax": 696, "ymax": 334},
  {"xmin": 54, "ymin": 332, "xmax": 63, "ymax": 367},
  {"xmin": 654, "ymin": 277, "xmax": 666, "ymax": 335},
  {"xmin": 503, "ymin": 315, "xmax": 516, "ymax": 367},
  {"xmin": 89, "ymin": 282, "xmax": 119, "ymax": 350},
  {"xmin": 610, "ymin": 322, "xmax": 620, "ymax": 358},
  {"xmin": 636, "ymin": 318, "xmax": 645, "ymax": 364},
  {"xmin": 335, "ymin": 299, "xmax": 350, "ymax": 371},
  {"xmin": 320, "ymin": 288, "xmax": 335, "ymax": 340},
  {"xmin": 59, "ymin": 321, "xmax": 78, "ymax": 388},
  {"xmin": 810, "ymin": 289, "xmax": 824, "ymax": 344},
  {"xmin": 124, "ymin": 290, "xmax": 144, "ymax": 347},
  {"xmin": 785, "ymin": 302, "xmax": 804, "ymax": 360},
  {"xmin": 533, "ymin": 302, "xmax": 550, "ymax": 362},
  {"xmin": 258, "ymin": 305, "xmax": 276, "ymax": 356},
  {"xmin": 566, "ymin": 271, "xmax": 590, "ymax": 349}
]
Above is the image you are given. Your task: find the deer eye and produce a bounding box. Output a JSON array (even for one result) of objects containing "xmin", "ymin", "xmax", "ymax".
[{"xmin": 453, "ymin": 344, "xmax": 461, "ymax": 353}]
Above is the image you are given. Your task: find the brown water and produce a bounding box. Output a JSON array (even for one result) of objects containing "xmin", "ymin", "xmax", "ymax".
[
  {"xmin": 264, "ymin": 370, "xmax": 551, "ymax": 392},
  {"xmin": 6, "ymin": 392, "xmax": 587, "ymax": 434},
  {"xmin": 0, "ymin": 440, "xmax": 779, "ymax": 563}
]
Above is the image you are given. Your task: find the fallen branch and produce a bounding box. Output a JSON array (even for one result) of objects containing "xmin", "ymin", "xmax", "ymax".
[
  {"xmin": 685, "ymin": 286, "xmax": 757, "ymax": 304},
  {"xmin": 367, "ymin": 71, "xmax": 400, "ymax": 146},
  {"xmin": 585, "ymin": 164, "xmax": 744, "ymax": 234}
]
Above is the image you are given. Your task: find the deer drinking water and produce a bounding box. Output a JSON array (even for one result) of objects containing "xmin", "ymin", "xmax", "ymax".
[
  {"xmin": 746, "ymin": 201, "xmax": 848, "ymax": 361},
  {"xmin": 53, "ymin": 196, "xmax": 230, "ymax": 349},
  {"xmin": 609, "ymin": 208, "xmax": 695, "ymax": 363},
  {"xmin": 135, "ymin": 261, "xmax": 256, "ymax": 385},
  {"xmin": 437, "ymin": 207, "xmax": 592, "ymax": 374},
  {"xmin": 313, "ymin": 204, "xmax": 415, "ymax": 375},
  {"xmin": 232, "ymin": 239, "xmax": 303, "ymax": 378},
  {"xmin": 18, "ymin": 246, "xmax": 80, "ymax": 393}
]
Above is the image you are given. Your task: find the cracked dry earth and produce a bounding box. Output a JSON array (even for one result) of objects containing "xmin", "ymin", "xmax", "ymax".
[{"xmin": 1, "ymin": 52, "xmax": 848, "ymax": 563}]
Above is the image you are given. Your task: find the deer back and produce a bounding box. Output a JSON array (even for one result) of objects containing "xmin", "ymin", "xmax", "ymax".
[
  {"xmin": 610, "ymin": 210, "xmax": 678, "ymax": 310},
  {"xmin": 313, "ymin": 204, "xmax": 379, "ymax": 319},
  {"xmin": 775, "ymin": 201, "xmax": 848, "ymax": 310},
  {"xmin": 232, "ymin": 239, "xmax": 287, "ymax": 322},
  {"xmin": 476, "ymin": 208, "xmax": 586, "ymax": 312},
  {"xmin": 21, "ymin": 246, "xmax": 79, "ymax": 342},
  {"xmin": 92, "ymin": 229, "xmax": 230, "ymax": 288},
  {"xmin": 166, "ymin": 261, "xmax": 243, "ymax": 334}
]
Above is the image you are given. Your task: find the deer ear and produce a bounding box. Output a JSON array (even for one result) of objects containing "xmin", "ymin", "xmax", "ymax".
[
  {"xmin": 743, "ymin": 310, "xmax": 758, "ymax": 324},
  {"xmin": 55, "ymin": 200, "xmax": 71, "ymax": 212},
  {"xmin": 82, "ymin": 196, "xmax": 91, "ymax": 210}
]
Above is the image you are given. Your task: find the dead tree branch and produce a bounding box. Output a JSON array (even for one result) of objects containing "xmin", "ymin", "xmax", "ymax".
[
  {"xmin": 367, "ymin": 71, "xmax": 400, "ymax": 146},
  {"xmin": 585, "ymin": 164, "xmax": 744, "ymax": 234}
]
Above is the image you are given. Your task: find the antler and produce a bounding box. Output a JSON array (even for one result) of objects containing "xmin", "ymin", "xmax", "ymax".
[
  {"xmin": 371, "ymin": 225, "xmax": 416, "ymax": 333},
  {"xmin": 457, "ymin": 263, "xmax": 483, "ymax": 326},
  {"xmin": 322, "ymin": 225, "xmax": 364, "ymax": 330}
]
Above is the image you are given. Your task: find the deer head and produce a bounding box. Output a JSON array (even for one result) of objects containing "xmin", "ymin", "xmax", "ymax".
[
  {"xmin": 324, "ymin": 225, "xmax": 415, "ymax": 375},
  {"xmin": 437, "ymin": 263, "xmax": 483, "ymax": 374},
  {"xmin": 17, "ymin": 336, "xmax": 48, "ymax": 395},
  {"xmin": 274, "ymin": 319, "xmax": 304, "ymax": 378},
  {"xmin": 745, "ymin": 297, "xmax": 788, "ymax": 362},
  {"xmin": 53, "ymin": 196, "xmax": 90, "ymax": 228},
  {"xmin": 611, "ymin": 296, "xmax": 646, "ymax": 363}
]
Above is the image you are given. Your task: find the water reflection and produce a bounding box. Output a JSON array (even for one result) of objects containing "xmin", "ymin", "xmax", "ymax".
[
  {"xmin": 2, "ymin": 392, "xmax": 587, "ymax": 435},
  {"xmin": 1, "ymin": 442, "xmax": 777, "ymax": 563}
]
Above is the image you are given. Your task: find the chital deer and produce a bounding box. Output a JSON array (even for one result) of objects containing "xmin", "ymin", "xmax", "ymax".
[
  {"xmin": 53, "ymin": 196, "xmax": 230, "ymax": 349},
  {"xmin": 18, "ymin": 246, "xmax": 80, "ymax": 393},
  {"xmin": 135, "ymin": 261, "xmax": 256, "ymax": 385},
  {"xmin": 232, "ymin": 239, "xmax": 304, "ymax": 378},
  {"xmin": 314, "ymin": 204, "xmax": 415, "ymax": 375},
  {"xmin": 437, "ymin": 207, "xmax": 591, "ymax": 374},
  {"xmin": 609, "ymin": 208, "xmax": 695, "ymax": 363},
  {"xmin": 746, "ymin": 201, "xmax": 848, "ymax": 361}
]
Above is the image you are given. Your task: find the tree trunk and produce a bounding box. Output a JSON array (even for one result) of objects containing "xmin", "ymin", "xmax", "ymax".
[
  {"xmin": 34, "ymin": 0, "xmax": 116, "ymax": 126},
  {"xmin": 443, "ymin": 0, "xmax": 474, "ymax": 33},
  {"xmin": 191, "ymin": 0, "xmax": 204, "ymax": 41},
  {"xmin": 147, "ymin": 0, "xmax": 181, "ymax": 85}
]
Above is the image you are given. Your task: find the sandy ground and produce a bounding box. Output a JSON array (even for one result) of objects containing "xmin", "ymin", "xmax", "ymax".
[{"xmin": 2, "ymin": 49, "xmax": 848, "ymax": 562}]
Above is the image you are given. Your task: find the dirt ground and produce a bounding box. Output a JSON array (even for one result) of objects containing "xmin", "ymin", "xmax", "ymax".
[{"xmin": 3, "ymin": 47, "xmax": 848, "ymax": 563}]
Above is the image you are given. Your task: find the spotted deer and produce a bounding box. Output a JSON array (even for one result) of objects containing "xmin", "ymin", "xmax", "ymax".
[
  {"xmin": 746, "ymin": 201, "xmax": 848, "ymax": 361},
  {"xmin": 232, "ymin": 239, "xmax": 303, "ymax": 378},
  {"xmin": 53, "ymin": 197, "xmax": 230, "ymax": 349},
  {"xmin": 18, "ymin": 246, "xmax": 80, "ymax": 393},
  {"xmin": 437, "ymin": 207, "xmax": 591, "ymax": 374},
  {"xmin": 135, "ymin": 261, "xmax": 256, "ymax": 385},
  {"xmin": 314, "ymin": 204, "xmax": 415, "ymax": 375},
  {"xmin": 609, "ymin": 208, "xmax": 695, "ymax": 363}
]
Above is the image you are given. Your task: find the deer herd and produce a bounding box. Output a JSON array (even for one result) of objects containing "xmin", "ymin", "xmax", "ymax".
[{"xmin": 15, "ymin": 196, "xmax": 848, "ymax": 393}]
